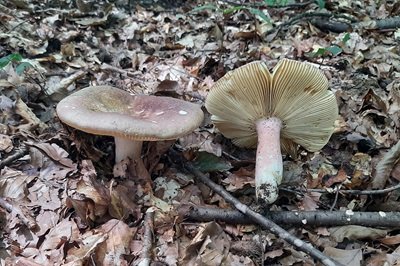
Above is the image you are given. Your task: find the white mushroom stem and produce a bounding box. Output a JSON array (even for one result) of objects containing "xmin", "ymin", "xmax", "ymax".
[
  {"xmin": 114, "ymin": 137, "xmax": 143, "ymax": 163},
  {"xmin": 255, "ymin": 117, "xmax": 283, "ymax": 204}
]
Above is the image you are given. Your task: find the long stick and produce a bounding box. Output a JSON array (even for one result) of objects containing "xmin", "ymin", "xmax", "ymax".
[
  {"xmin": 182, "ymin": 206, "xmax": 400, "ymax": 227},
  {"xmin": 172, "ymin": 150, "xmax": 343, "ymax": 266}
]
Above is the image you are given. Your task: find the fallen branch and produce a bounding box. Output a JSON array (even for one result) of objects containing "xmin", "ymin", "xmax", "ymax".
[
  {"xmin": 281, "ymin": 182, "xmax": 400, "ymax": 196},
  {"xmin": 364, "ymin": 16, "xmax": 400, "ymax": 30},
  {"xmin": 138, "ymin": 209, "xmax": 154, "ymax": 266},
  {"xmin": 264, "ymin": 11, "xmax": 400, "ymax": 36},
  {"xmin": 181, "ymin": 205, "xmax": 400, "ymax": 227},
  {"xmin": 170, "ymin": 149, "xmax": 343, "ymax": 266},
  {"xmin": 220, "ymin": 0, "xmax": 314, "ymax": 9},
  {"xmin": 264, "ymin": 12, "xmax": 355, "ymax": 37}
]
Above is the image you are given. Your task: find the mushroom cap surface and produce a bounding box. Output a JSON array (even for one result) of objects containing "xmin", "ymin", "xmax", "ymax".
[
  {"xmin": 57, "ymin": 86, "xmax": 204, "ymax": 140},
  {"xmin": 205, "ymin": 59, "xmax": 338, "ymax": 153}
]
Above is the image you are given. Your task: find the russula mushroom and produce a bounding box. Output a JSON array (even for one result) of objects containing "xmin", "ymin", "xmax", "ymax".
[
  {"xmin": 56, "ymin": 85, "xmax": 204, "ymax": 163},
  {"xmin": 205, "ymin": 59, "xmax": 338, "ymax": 204}
]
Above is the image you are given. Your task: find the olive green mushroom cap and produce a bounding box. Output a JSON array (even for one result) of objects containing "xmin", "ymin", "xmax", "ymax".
[
  {"xmin": 56, "ymin": 86, "xmax": 204, "ymax": 140},
  {"xmin": 205, "ymin": 59, "xmax": 338, "ymax": 155}
]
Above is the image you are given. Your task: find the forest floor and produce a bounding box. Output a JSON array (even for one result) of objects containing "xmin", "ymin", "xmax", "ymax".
[{"xmin": 1, "ymin": 0, "xmax": 400, "ymax": 265}]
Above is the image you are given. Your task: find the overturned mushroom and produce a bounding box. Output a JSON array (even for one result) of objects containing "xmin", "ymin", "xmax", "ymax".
[
  {"xmin": 57, "ymin": 85, "xmax": 204, "ymax": 163},
  {"xmin": 205, "ymin": 59, "xmax": 338, "ymax": 204}
]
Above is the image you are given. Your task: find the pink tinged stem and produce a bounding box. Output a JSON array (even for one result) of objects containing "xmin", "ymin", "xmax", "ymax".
[
  {"xmin": 114, "ymin": 137, "xmax": 143, "ymax": 163},
  {"xmin": 255, "ymin": 117, "xmax": 283, "ymax": 204}
]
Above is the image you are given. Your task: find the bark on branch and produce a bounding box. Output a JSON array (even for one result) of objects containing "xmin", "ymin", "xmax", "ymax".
[
  {"xmin": 170, "ymin": 149, "xmax": 343, "ymax": 266},
  {"xmin": 181, "ymin": 205, "xmax": 400, "ymax": 227}
]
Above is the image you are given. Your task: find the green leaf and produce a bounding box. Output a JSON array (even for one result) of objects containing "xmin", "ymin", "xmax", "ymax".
[
  {"xmin": 306, "ymin": 47, "xmax": 327, "ymax": 58},
  {"xmin": 15, "ymin": 62, "xmax": 33, "ymax": 75},
  {"xmin": 0, "ymin": 57, "xmax": 11, "ymax": 68},
  {"xmin": 263, "ymin": 0, "xmax": 275, "ymax": 5},
  {"xmin": 0, "ymin": 53, "xmax": 24, "ymax": 69},
  {"xmin": 326, "ymin": 45, "xmax": 342, "ymax": 56},
  {"xmin": 315, "ymin": 0, "xmax": 325, "ymax": 9},
  {"xmin": 263, "ymin": 0, "xmax": 291, "ymax": 6},
  {"xmin": 192, "ymin": 152, "xmax": 232, "ymax": 173},
  {"xmin": 8, "ymin": 53, "xmax": 23, "ymax": 62},
  {"xmin": 191, "ymin": 4, "xmax": 219, "ymax": 13},
  {"xmin": 342, "ymin": 32, "xmax": 350, "ymax": 44},
  {"xmin": 248, "ymin": 8, "xmax": 270, "ymax": 23},
  {"xmin": 222, "ymin": 6, "xmax": 243, "ymax": 15}
]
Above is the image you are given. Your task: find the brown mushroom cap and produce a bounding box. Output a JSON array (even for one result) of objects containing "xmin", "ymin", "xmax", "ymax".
[
  {"xmin": 205, "ymin": 59, "xmax": 338, "ymax": 154},
  {"xmin": 56, "ymin": 86, "xmax": 204, "ymax": 141}
]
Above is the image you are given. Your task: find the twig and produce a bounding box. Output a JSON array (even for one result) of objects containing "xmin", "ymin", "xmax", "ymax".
[
  {"xmin": 139, "ymin": 209, "xmax": 154, "ymax": 266},
  {"xmin": 0, "ymin": 3, "xmax": 16, "ymax": 16},
  {"xmin": 365, "ymin": 15, "xmax": 400, "ymax": 30},
  {"xmin": 0, "ymin": 146, "xmax": 29, "ymax": 169},
  {"xmin": 0, "ymin": 197, "xmax": 37, "ymax": 230},
  {"xmin": 264, "ymin": 12, "xmax": 355, "ymax": 36},
  {"xmin": 100, "ymin": 63, "xmax": 140, "ymax": 78},
  {"xmin": 182, "ymin": 206, "xmax": 400, "ymax": 227},
  {"xmin": 329, "ymin": 188, "xmax": 340, "ymax": 211},
  {"xmin": 220, "ymin": 0, "xmax": 314, "ymax": 9},
  {"xmin": 281, "ymin": 182, "xmax": 400, "ymax": 196},
  {"xmin": 170, "ymin": 149, "xmax": 343, "ymax": 266}
]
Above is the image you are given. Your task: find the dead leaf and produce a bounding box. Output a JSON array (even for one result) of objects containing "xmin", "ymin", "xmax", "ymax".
[
  {"xmin": 0, "ymin": 134, "xmax": 13, "ymax": 153},
  {"xmin": 372, "ymin": 140, "xmax": 400, "ymax": 189},
  {"xmin": 94, "ymin": 219, "xmax": 134, "ymax": 266},
  {"xmin": 28, "ymin": 142, "xmax": 75, "ymax": 169},
  {"xmin": 324, "ymin": 246, "xmax": 362, "ymax": 266},
  {"xmin": 0, "ymin": 167, "xmax": 36, "ymax": 200},
  {"xmin": 182, "ymin": 222, "xmax": 231, "ymax": 265},
  {"xmin": 329, "ymin": 225, "xmax": 387, "ymax": 242},
  {"xmin": 379, "ymin": 234, "xmax": 400, "ymax": 245}
]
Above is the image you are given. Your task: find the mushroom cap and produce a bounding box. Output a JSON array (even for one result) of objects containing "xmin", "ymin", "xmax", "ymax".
[
  {"xmin": 205, "ymin": 59, "xmax": 338, "ymax": 154},
  {"xmin": 57, "ymin": 86, "xmax": 204, "ymax": 141}
]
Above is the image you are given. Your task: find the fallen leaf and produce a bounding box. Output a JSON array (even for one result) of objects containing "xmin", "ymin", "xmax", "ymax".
[{"xmin": 324, "ymin": 246, "xmax": 362, "ymax": 266}]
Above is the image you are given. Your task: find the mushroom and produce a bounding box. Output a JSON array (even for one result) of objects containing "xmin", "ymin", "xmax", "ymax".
[
  {"xmin": 56, "ymin": 85, "xmax": 204, "ymax": 163},
  {"xmin": 205, "ymin": 59, "xmax": 338, "ymax": 204}
]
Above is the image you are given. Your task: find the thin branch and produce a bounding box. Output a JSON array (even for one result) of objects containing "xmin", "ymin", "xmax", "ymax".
[
  {"xmin": 329, "ymin": 189, "xmax": 340, "ymax": 211},
  {"xmin": 182, "ymin": 206, "xmax": 400, "ymax": 227},
  {"xmin": 264, "ymin": 12, "xmax": 355, "ymax": 36},
  {"xmin": 170, "ymin": 149, "xmax": 343, "ymax": 266},
  {"xmin": 139, "ymin": 209, "xmax": 154, "ymax": 266},
  {"xmin": 281, "ymin": 182, "xmax": 400, "ymax": 196},
  {"xmin": 220, "ymin": 0, "xmax": 314, "ymax": 9},
  {"xmin": 367, "ymin": 16, "xmax": 400, "ymax": 30}
]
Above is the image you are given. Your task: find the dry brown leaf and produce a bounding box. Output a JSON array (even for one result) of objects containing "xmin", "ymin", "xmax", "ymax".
[
  {"xmin": 222, "ymin": 167, "xmax": 254, "ymax": 192},
  {"xmin": 40, "ymin": 219, "xmax": 80, "ymax": 251},
  {"xmin": 65, "ymin": 232, "xmax": 108, "ymax": 264},
  {"xmin": 324, "ymin": 246, "xmax": 362, "ymax": 266},
  {"xmin": 0, "ymin": 134, "xmax": 13, "ymax": 153},
  {"xmin": 182, "ymin": 222, "xmax": 231, "ymax": 265},
  {"xmin": 372, "ymin": 140, "xmax": 400, "ymax": 189},
  {"xmin": 379, "ymin": 234, "xmax": 400, "ymax": 245},
  {"xmin": 329, "ymin": 225, "xmax": 387, "ymax": 242},
  {"xmin": 28, "ymin": 142, "xmax": 75, "ymax": 169},
  {"xmin": 299, "ymin": 192, "xmax": 321, "ymax": 211},
  {"xmin": 94, "ymin": 219, "xmax": 134, "ymax": 266},
  {"xmin": 0, "ymin": 167, "xmax": 36, "ymax": 200}
]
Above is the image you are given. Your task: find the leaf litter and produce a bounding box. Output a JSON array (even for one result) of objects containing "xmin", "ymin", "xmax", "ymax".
[{"xmin": 0, "ymin": 0, "xmax": 400, "ymax": 265}]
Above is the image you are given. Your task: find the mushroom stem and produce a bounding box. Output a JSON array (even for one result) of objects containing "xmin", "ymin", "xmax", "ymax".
[
  {"xmin": 114, "ymin": 137, "xmax": 143, "ymax": 163},
  {"xmin": 255, "ymin": 117, "xmax": 283, "ymax": 204}
]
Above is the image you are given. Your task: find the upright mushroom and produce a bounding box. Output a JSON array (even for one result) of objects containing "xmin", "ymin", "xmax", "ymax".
[
  {"xmin": 205, "ymin": 59, "xmax": 338, "ymax": 204},
  {"xmin": 56, "ymin": 86, "xmax": 204, "ymax": 163}
]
